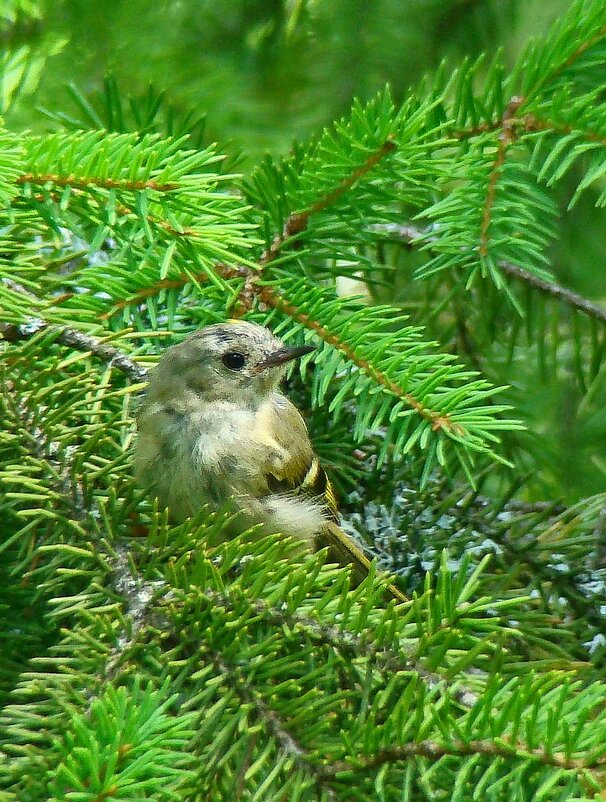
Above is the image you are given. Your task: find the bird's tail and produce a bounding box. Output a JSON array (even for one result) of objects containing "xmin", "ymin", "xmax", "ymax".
[{"xmin": 315, "ymin": 521, "xmax": 407, "ymax": 604}]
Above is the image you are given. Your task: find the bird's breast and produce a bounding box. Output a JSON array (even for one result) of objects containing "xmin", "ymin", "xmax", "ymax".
[
  {"xmin": 188, "ymin": 402, "xmax": 257, "ymax": 463},
  {"xmin": 186, "ymin": 401, "xmax": 282, "ymax": 494}
]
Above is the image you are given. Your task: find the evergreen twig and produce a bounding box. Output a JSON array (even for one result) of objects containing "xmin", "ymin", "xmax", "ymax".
[
  {"xmin": 375, "ymin": 223, "xmax": 606, "ymax": 324},
  {"xmin": 320, "ymin": 738, "xmax": 606, "ymax": 779}
]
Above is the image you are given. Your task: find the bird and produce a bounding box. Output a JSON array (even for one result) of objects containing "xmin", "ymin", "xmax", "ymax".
[{"xmin": 134, "ymin": 320, "xmax": 406, "ymax": 603}]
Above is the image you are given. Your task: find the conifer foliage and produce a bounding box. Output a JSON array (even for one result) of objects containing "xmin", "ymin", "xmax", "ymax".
[{"xmin": 2, "ymin": 1, "xmax": 606, "ymax": 799}]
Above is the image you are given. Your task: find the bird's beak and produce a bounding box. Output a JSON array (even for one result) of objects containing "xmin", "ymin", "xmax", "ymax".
[{"xmin": 255, "ymin": 344, "xmax": 315, "ymax": 371}]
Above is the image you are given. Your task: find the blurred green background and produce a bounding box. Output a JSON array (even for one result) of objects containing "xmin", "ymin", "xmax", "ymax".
[
  {"xmin": 3, "ymin": 0, "xmax": 571, "ymax": 157},
  {"xmin": 3, "ymin": 0, "xmax": 605, "ymax": 504}
]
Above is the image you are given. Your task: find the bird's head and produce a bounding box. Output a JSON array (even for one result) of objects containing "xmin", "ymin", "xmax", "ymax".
[{"xmin": 149, "ymin": 321, "xmax": 314, "ymax": 406}]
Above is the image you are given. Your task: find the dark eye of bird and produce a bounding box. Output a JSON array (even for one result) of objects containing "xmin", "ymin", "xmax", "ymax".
[{"xmin": 221, "ymin": 351, "xmax": 246, "ymax": 370}]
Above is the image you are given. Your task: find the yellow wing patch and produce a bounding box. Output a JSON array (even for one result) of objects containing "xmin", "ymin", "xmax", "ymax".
[
  {"xmin": 297, "ymin": 457, "xmax": 339, "ymax": 521},
  {"xmin": 258, "ymin": 394, "xmax": 338, "ymax": 520}
]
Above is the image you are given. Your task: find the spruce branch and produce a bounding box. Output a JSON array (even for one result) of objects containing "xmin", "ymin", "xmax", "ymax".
[
  {"xmin": 259, "ymin": 138, "xmax": 397, "ymax": 267},
  {"xmin": 195, "ymin": 589, "xmax": 479, "ymax": 708},
  {"xmin": 1, "ymin": 313, "xmax": 148, "ymax": 384},
  {"xmin": 253, "ymin": 280, "xmax": 465, "ymax": 436},
  {"xmin": 2, "ymin": 129, "xmax": 257, "ymax": 327},
  {"xmin": 415, "ymin": 5, "xmax": 606, "ymax": 289},
  {"xmin": 521, "ymin": 10, "xmax": 606, "ymax": 101},
  {"xmin": 17, "ymin": 172, "xmax": 180, "ymax": 192},
  {"xmin": 376, "ymin": 222, "xmax": 606, "ymax": 325},
  {"xmin": 99, "ymin": 137, "xmax": 398, "ymax": 319},
  {"xmin": 48, "ymin": 680, "xmax": 196, "ymax": 802},
  {"xmin": 479, "ymin": 96, "xmax": 524, "ymax": 260},
  {"xmin": 209, "ymin": 652, "xmax": 332, "ymax": 793},
  {"xmin": 319, "ymin": 737, "xmax": 606, "ymax": 780}
]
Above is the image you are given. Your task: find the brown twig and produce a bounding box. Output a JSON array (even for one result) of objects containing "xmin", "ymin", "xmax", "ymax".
[
  {"xmin": 1, "ymin": 279, "xmax": 148, "ymax": 382},
  {"xmin": 259, "ymin": 139, "xmax": 397, "ymax": 267},
  {"xmin": 1, "ymin": 317, "xmax": 148, "ymax": 383},
  {"xmin": 200, "ymin": 588, "xmax": 479, "ymax": 709},
  {"xmin": 254, "ymin": 282, "xmax": 465, "ymax": 435},
  {"xmin": 479, "ymin": 96, "xmax": 524, "ymax": 259},
  {"xmin": 452, "ymin": 120, "xmax": 503, "ymax": 140},
  {"xmin": 521, "ymin": 113, "xmax": 606, "ymax": 146},
  {"xmin": 209, "ymin": 651, "xmax": 335, "ymax": 797},
  {"xmin": 374, "ymin": 222, "xmax": 606, "ymax": 325},
  {"xmin": 98, "ymin": 270, "xmax": 218, "ymax": 320},
  {"xmin": 499, "ymin": 261, "xmax": 606, "ymax": 324},
  {"xmin": 17, "ymin": 173, "xmax": 179, "ymax": 193},
  {"xmin": 319, "ymin": 737, "xmax": 606, "ymax": 779}
]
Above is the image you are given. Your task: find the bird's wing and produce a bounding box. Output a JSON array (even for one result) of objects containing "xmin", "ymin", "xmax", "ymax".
[
  {"xmin": 258, "ymin": 395, "xmax": 405, "ymax": 604},
  {"xmin": 257, "ymin": 394, "xmax": 339, "ymax": 520}
]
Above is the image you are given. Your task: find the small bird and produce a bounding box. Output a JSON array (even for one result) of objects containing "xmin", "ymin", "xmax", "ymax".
[{"xmin": 135, "ymin": 321, "xmax": 406, "ymax": 603}]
